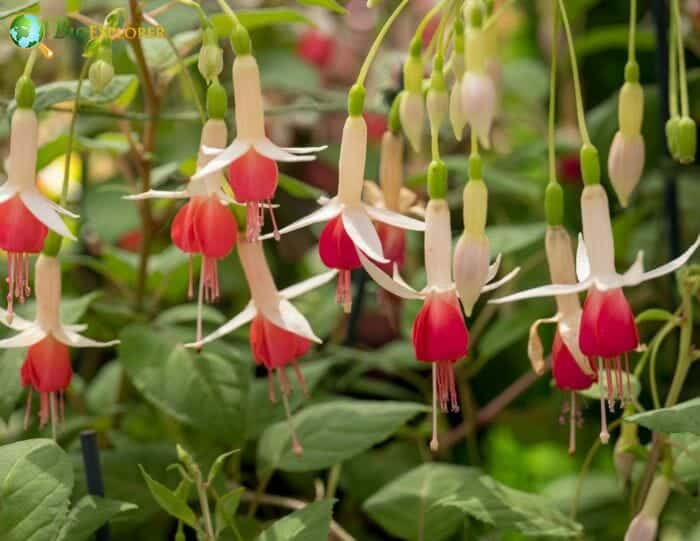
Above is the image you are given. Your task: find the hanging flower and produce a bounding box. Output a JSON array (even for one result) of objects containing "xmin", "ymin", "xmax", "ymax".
[
  {"xmin": 191, "ymin": 53, "xmax": 326, "ymax": 241},
  {"xmin": 0, "ymin": 108, "xmax": 77, "ymax": 318},
  {"xmin": 187, "ymin": 238, "xmax": 336, "ymax": 455},
  {"xmin": 624, "ymin": 475, "xmax": 671, "ymax": 541},
  {"xmin": 263, "ymin": 108, "xmax": 424, "ymax": 312},
  {"xmin": 126, "ymin": 119, "xmax": 239, "ymax": 303},
  {"xmin": 359, "ymin": 199, "xmax": 518, "ymax": 450},
  {"xmin": 492, "ymin": 184, "xmax": 700, "ymax": 440},
  {"xmin": 0, "ymin": 254, "xmax": 118, "ymax": 432}
]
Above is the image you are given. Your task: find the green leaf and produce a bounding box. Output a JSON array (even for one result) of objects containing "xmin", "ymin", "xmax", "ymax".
[
  {"xmin": 138, "ymin": 466, "xmax": 197, "ymax": 527},
  {"xmin": 0, "ymin": 349, "xmax": 24, "ymax": 421},
  {"xmin": 279, "ymin": 173, "xmax": 325, "ymax": 200},
  {"xmin": 627, "ymin": 398, "xmax": 700, "ymax": 435},
  {"xmin": 254, "ymin": 499, "xmax": 335, "ymax": 541},
  {"xmin": 119, "ymin": 324, "xmax": 250, "ymax": 441},
  {"xmin": 574, "ymin": 25, "xmax": 656, "ymax": 57},
  {"xmin": 0, "ymin": 1, "xmax": 37, "ymax": 19},
  {"xmin": 257, "ymin": 49, "xmax": 320, "ymax": 94},
  {"xmin": 207, "ymin": 449, "xmax": 239, "ymax": 485},
  {"xmin": 37, "ymin": 133, "xmax": 131, "ymax": 170},
  {"xmin": 0, "ymin": 439, "xmax": 73, "ymax": 541},
  {"xmin": 56, "ymin": 496, "xmax": 137, "ymax": 541},
  {"xmin": 155, "ymin": 304, "xmax": 226, "ymax": 327},
  {"xmin": 257, "ymin": 400, "xmax": 427, "ymax": 473},
  {"xmin": 211, "ymin": 8, "xmax": 313, "ymax": 35},
  {"xmin": 485, "ymin": 222, "xmax": 547, "ymax": 255},
  {"xmin": 635, "ymin": 308, "xmax": 676, "ymax": 323},
  {"xmin": 85, "ymin": 362, "xmax": 123, "ymax": 414},
  {"xmin": 61, "ymin": 291, "xmax": 102, "ymax": 324},
  {"xmin": 296, "ymin": 0, "xmax": 346, "ymax": 14},
  {"xmin": 215, "ymin": 487, "xmax": 244, "ymax": 534},
  {"xmin": 6, "ymin": 75, "xmax": 139, "ymax": 117},
  {"xmin": 364, "ymin": 463, "xmax": 477, "ymax": 541}
]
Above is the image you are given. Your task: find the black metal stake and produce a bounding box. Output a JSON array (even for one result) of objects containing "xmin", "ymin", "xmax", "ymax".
[
  {"xmin": 80, "ymin": 430, "xmax": 111, "ymax": 541},
  {"xmin": 651, "ymin": 0, "xmax": 682, "ymax": 259}
]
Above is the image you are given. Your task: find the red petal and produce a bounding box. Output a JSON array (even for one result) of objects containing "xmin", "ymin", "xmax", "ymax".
[
  {"xmin": 580, "ymin": 288, "xmax": 639, "ymax": 357},
  {"xmin": 296, "ymin": 29, "xmax": 334, "ymax": 69},
  {"xmin": 227, "ymin": 149, "xmax": 278, "ymax": 203},
  {"xmin": 22, "ymin": 335, "xmax": 72, "ymax": 393},
  {"xmin": 319, "ymin": 215, "xmax": 361, "ymax": 271},
  {"xmin": 552, "ymin": 331, "xmax": 595, "ymax": 391},
  {"xmin": 0, "ymin": 195, "xmax": 48, "ymax": 253},
  {"xmin": 249, "ymin": 315, "xmax": 311, "ymax": 369},
  {"xmin": 193, "ymin": 196, "xmax": 238, "ymax": 258},
  {"xmin": 412, "ymin": 291, "xmax": 469, "ymax": 362},
  {"xmin": 171, "ymin": 199, "xmax": 201, "ymax": 253},
  {"xmin": 376, "ymin": 223, "xmax": 406, "ymax": 274}
]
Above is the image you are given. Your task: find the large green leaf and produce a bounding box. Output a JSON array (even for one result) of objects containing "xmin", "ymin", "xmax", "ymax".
[
  {"xmin": 627, "ymin": 398, "xmax": 700, "ymax": 435},
  {"xmin": 364, "ymin": 463, "xmax": 477, "ymax": 541},
  {"xmin": 0, "ymin": 439, "xmax": 73, "ymax": 541},
  {"xmin": 56, "ymin": 496, "xmax": 137, "ymax": 541},
  {"xmin": 119, "ymin": 324, "xmax": 250, "ymax": 442},
  {"xmin": 257, "ymin": 400, "xmax": 426, "ymax": 473},
  {"xmin": 6, "ymin": 76, "xmax": 139, "ymax": 116},
  {"xmin": 254, "ymin": 499, "xmax": 335, "ymax": 541},
  {"xmin": 0, "ymin": 349, "xmax": 24, "ymax": 421}
]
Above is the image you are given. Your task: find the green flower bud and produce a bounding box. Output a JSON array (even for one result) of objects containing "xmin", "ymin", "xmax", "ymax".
[
  {"xmin": 468, "ymin": 1, "xmax": 484, "ymax": 28},
  {"xmin": 347, "ymin": 84, "xmax": 365, "ymax": 117},
  {"xmin": 388, "ymin": 93, "xmax": 402, "ymax": 134},
  {"xmin": 580, "ymin": 143, "xmax": 600, "ymax": 186},
  {"xmin": 409, "ymin": 36, "xmax": 422, "ymax": 58},
  {"xmin": 666, "ymin": 116, "xmax": 681, "ymax": 159},
  {"xmin": 624, "ymin": 60, "xmax": 639, "ymax": 83},
  {"xmin": 430, "ymin": 55, "xmax": 446, "ymax": 92},
  {"xmin": 202, "ymin": 26, "xmax": 218, "ymax": 46},
  {"xmin": 618, "ymin": 81, "xmax": 644, "ymax": 136},
  {"xmin": 206, "ymin": 81, "xmax": 228, "ymax": 119},
  {"xmin": 403, "ymin": 54, "xmax": 424, "ymax": 94},
  {"xmin": 544, "ymin": 182, "xmax": 564, "ymax": 226},
  {"xmin": 677, "ymin": 116, "xmax": 697, "ymax": 164},
  {"xmin": 198, "ymin": 44, "xmax": 224, "ymax": 83},
  {"xmin": 89, "ymin": 59, "xmax": 115, "ymax": 93},
  {"xmin": 469, "ymin": 153, "xmax": 482, "ymax": 180},
  {"xmin": 427, "ymin": 160, "xmax": 447, "ymax": 199},
  {"xmin": 231, "ymin": 24, "xmax": 251, "ymax": 56},
  {"xmin": 15, "ymin": 76, "xmax": 36, "ymax": 109}
]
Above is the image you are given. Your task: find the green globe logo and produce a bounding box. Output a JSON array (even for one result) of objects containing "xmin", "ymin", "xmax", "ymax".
[{"xmin": 9, "ymin": 14, "xmax": 44, "ymax": 49}]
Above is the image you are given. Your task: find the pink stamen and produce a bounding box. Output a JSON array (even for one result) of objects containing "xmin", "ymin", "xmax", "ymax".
[
  {"xmin": 615, "ymin": 356, "xmax": 624, "ymax": 407},
  {"xmin": 39, "ymin": 392, "xmax": 49, "ymax": 429},
  {"xmin": 187, "ymin": 255, "xmax": 194, "ymax": 299},
  {"xmin": 292, "ymin": 361, "xmax": 309, "ymax": 399},
  {"xmin": 6, "ymin": 253, "xmax": 32, "ymax": 318},
  {"xmin": 336, "ymin": 270, "xmax": 352, "ymax": 313},
  {"xmin": 267, "ymin": 200, "xmax": 280, "ymax": 241},
  {"xmin": 201, "ymin": 257, "xmax": 220, "ymax": 303},
  {"xmin": 568, "ymin": 392, "xmax": 576, "ymax": 455},
  {"xmin": 246, "ymin": 202, "xmax": 263, "ymax": 242},
  {"xmin": 625, "ymin": 354, "xmax": 632, "ymax": 398},
  {"xmin": 599, "ymin": 393, "xmax": 610, "ymax": 444},
  {"xmin": 436, "ymin": 362, "xmax": 459, "ymax": 413},
  {"xmin": 430, "ymin": 364, "xmax": 439, "ymax": 452},
  {"xmin": 605, "ymin": 358, "xmax": 614, "ymax": 411}
]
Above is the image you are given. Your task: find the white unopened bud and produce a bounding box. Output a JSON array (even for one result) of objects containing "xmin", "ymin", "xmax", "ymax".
[
  {"xmin": 624, "ymin": 515, "xmax": 658, "ymax": 541},
  {"xmin": 580, "ymin": 185, "xmax": 615, "ymax": 276},
  {"xmin": 233, "ymin": 55, "xmax": 265, "ymax": 140},
  {"xmin": 449, "ymin": 82, "xmax": 466, "ymax": 141},
  {"xmin": 608, "ymin": 131, "xmax": 645, "ymax": 208},
  {"xmin": 8, "ymin": 108, "xmax": 38, "ymax": 191},
  {"xmin": 89, "ymin": 60, "xmax": 114, "ymax": 93},
  {"xmin": 427, "ymin": 89, "xmax": 448, "ymax": 135},
  {"xmin": 453, "ymin": 233, "xmax": 489, "ymax": 316},
  {"xmin": 400, "ymin": 91, "xmax": 425, "ymax": 153},
  {"xmin": 461, "ymin": 72, "xmax": 496, "ymax": 149},
  {"xmin": 198, "ymin": 45, "xmax": 224, "ymax": 83},
  {"xmin": 379, "ymin": 131, "xmax": 403, "ymax": 211},
  {"xmin": 424, "ymin": 199, "xmax": 452, "ymax": 291},
  {"xmin": 337, "ymin": 115, "xmax": 367, "ymax": 205},
  {"xmin": 35, "ymin": 255, "xmax": 63, "ymax": 332}
]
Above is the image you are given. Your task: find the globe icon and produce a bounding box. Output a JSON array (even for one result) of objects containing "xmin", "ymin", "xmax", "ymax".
[{"xmin": 9, "ymin": 14, "xmax": 44, "ymax": 49}]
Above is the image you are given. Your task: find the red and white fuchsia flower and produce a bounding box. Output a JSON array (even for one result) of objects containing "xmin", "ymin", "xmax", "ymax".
[
  {"xmin": 188, "ymin": 238, "xmax": 336, "ymax": 455},
  {"xmin": 126, "ymin": 119, "xmax": 239, "ymax": 306},
  {"xmin": 0, "ymin": 255, "xmax": 118, "ymax": 434},
  {"xmin": 493, "ymin": 184, "xmax": 700, "ymax": 441},
  {"xmin": 0, "ymin": 108, "xmax": 77, "ymax": 318},
  {"xmin": 192, "ymin": 54, "xmax": 326, "ymax": 241},
  {"xmin": 265, "ymin": 112, "xmax": 424, "ymax": 312},
  {"xmin": 359, "ymin": 199, "xmax": 518, "ymax": 450}
]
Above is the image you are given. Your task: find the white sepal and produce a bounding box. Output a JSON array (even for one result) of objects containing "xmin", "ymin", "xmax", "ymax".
[
  {"xmin": 193, "ymin": 139, "xmax": 249, "ymax": 180},
  {"xmin": 262, "ymin": 299, "xmax": 322, "ymax": 344},
  {"xmin": 124, "ymin": 189, "xmax": 189, "ymax": 201},
  {"xmin": 481, "ymin": 266, "xmax": 520, "ymax": 293},
  {"xmin": 0, "ymin": 326, "xmax": 46, "ymax": 348},
  {"xmin": 186, "ymin": 302, "xmax": 258, "ymax": 349},
  {"xmin": 280, "ymin": 270, "xmax": 338, "ymax": 300},
  {"xmin": 342, "ymin": 206, "xmax": 388, "ymax": 263},
  {"xmin": 359, "ymin": 252, "xmax": 422, "ymax": 300},
  {"xmin": 254, "ymin": 139, "xmax": 317, "ymax": 163},
  {"xmin": 55, "ymin": 328, "xmax": 120, "ymax": 348},
  {"xmin": 20, "ymin": 190, "xmax": 76, "ymax": 240},
  {"xmin": 364, "ymin": 204, "xmax": 426, "ymax": 231},
  {"xmin": 576, "ymin": 234, "xmax": 591, "ymax": 282},
  {"xmin": 263, "ymin": 200, "xmax": 342, "ymax": 240}
]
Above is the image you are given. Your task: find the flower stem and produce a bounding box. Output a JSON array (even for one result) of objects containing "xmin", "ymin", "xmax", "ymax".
[
  {"xmin": 356, "ymin": 0, "xmax": 410, "ymax": 88},
  {"xmin": 548, "ymin": 0, "xmax": 559, "ymax": 184},
  {"xmin": 665, "ymin": 273, "xmax": 694, "ymax": 406},
  {"xmin": 197, "ymin": 478, "xmax": 215, "ymax": 541},
  {"xmin": 671, "ymin": 0, "xmax": 689, "ymax": 116},
  {"xmin": 557, "ymin": 0, "xmax": 591, "ymax": 145},
  {"xmin": 216, "ymin": 0, "xmax": 240, "ymax": 26},
  {"xmin": 668, "ymin": 7, "xmax": 679, "ymax": 117},
  {"xmin": 628, "ymin": 0, "xmax": 637, "ymax": 63},
  {"xmin": 414, "ymin": 0, "xmax": 447, "ymax": 43},
  {"xmin": 23, "ymin": 48, "xmax": 39, "ymax": 78}
]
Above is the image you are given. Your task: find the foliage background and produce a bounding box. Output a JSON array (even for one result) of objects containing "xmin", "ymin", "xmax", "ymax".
[{"xmin": 0, "ymin": 0, "xmax": 699, "ymax": 540}]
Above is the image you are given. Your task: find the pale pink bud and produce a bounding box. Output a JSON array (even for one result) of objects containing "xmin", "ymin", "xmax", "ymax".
[
  {"xmin": 449, "ymin": 82, "xmax": 466, "ymax": 141},
  {"xmin": 460, "ymin": 72, "xmax": 496, "ymax": 149},
  {"xmin": 608, "ymin": 131, "xmax": 645, "ymax": 208},
  {"xmin": 453, "ymin": 233, "xmax": 489, "ymax": 316},
  {"xmin": 400, "ymin": 92, "xmax": 425, "ymax": 153},
  {"xmin": 625, "ymin": 475, "xmax": 671, "ymax": 541},
  {"xmin": 624, "ymin": 515, "xmax": 657, "ymax": 541}
]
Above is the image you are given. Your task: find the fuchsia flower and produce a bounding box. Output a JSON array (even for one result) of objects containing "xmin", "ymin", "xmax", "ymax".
[
  {"xmin": 264, "ymin": 114, "xmax": 424, "ymax": 312},
  {"xmin": 0, "ymin": 109, "xmax": 76, "ymax": 318},
  {"xmin": 0, "ymin": 255, "xmax": 118, "ymax": 433},
  {"xmin": 192, "ymin": 54, "xmax": 326, "ymax": 241},
  {"xmin": 493, "ymin": 184, "xmax": 700, "ymax": 442},
  {"xmin": 360, "ymin": 199, "xmax": 518, "ymax": 450},
  {"xmin": 126, "ymin": 119, "xmax": 239, "ymax": 303},
  {"xmin": 187, "ymin": 238, "xmax": 336, "ymax": 454},
  {"xmin": 296, "ymin": 29, "xmax": 335, "ymax": 69}
]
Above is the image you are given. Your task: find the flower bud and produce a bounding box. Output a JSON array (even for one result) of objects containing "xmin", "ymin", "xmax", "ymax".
[
  {"xmin": 198, "ymin": 45, "xmax": 224, "ymax": 83},
  {"xmin": 231, "ymin": 24, "xmax": 251, "ymax": 56},
  {"xmin": 206, "ymin": 81, "xmax": 228, "ymax": 120},
  {"xmin": 666, "ymin": 116, "xmax": 681, "ymax": 159},
  {"xmin": 89, "ymin": 59, "xmax": 114, "ymax": 93},
  {"xmin": 427, "ymin": 160, "xmax": 447, "ymax": 200},
  {"xmin": 580, "ymin": 143, "xmax": 600, "ymax": 186},
  {"xmin": 465, "ymin": 26, "xmax": 485, "ymax": 73},
  {"xmin": 337, "ymin": 115, "xmax": 367, "ymax": 205},
  {"xmin": 608, "ymin": 131, "xmax": 644, "ymax": 207},
  {"xmin": 424, "ymin": 199, "xmax": 452, "ymax": 290},
  {"xmin": 462, "ymin": 178, "xmax": 487, "ymax": 236},
  {"xmin": 400, "ymin": 91, "xmax": 425, "ymax": 153},
  {"xmin": 614, "ymin": 419, "xmax": 639, "ymax": 485},
  {"xmin": 624, "ymin": 475, "xmax": 671, "ymax": 541},
  {"xmin": 544, "ymin": 182, "xmax": 564, "ymax": 226},
  {"xmin": 449, "ymin": 82, "xmax": 466, "ymax": 141},
  {"xmin": 35, "ymin": 254, "xmax": 62, "ymax": 332},
  {"xmin": 580, "ymin": 184, "xmax": 615, "ymax": 275},
  {"xmin": 403, "ymin": 46, "xmax": 424, "ymax": 94},
  {"xmin": 427, "ymin": 89, "xmax": 448, "ymax": 135},
  {"xmin": 379, "ymin": 131, "xmax": 404, "ymax": 211},
  {"xmin": 454, "ymin": 233, "xmax": 490, "ymax": 316},
  {"xmin": 677, "ymin": 116, "xmax": 697, "ymax": 164},
  {"xmin": 14, "ymin": 76, "xmax": 35, "ymax": 109},
  {"xmin": 461, "ymin": 72, "xmax": 496, "ymax": 148},
  {"xmin": 618, "ymin": 81, "xmax": 644, "ymax": 136}
]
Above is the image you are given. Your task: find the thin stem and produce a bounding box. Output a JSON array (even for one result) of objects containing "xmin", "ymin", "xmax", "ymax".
[
  {"xmin": 247, "ymin": 472, "xmax": 272, "ymax": 517},
  {"xmin": 216, "ymin": 0, "xmax": 240, "ymax": 26},
  {"xmin": 414, "ymin": 0, "xmax": 447, "ymax": 42},
  {"xmin": 470, "ymin": 128, "xmax": 479, "ymax": 157},
  {"xmin": 548, "ymin": 0, "xmax": 559, "ymax": 183},
  {"xmin": 669, "ymin": 7, "xmax": 679, "ymax": 117},
  {"xmin": 484, "ymin": 0, "xmax": 517, "ymax": 31},
  {"xmin": 672, "ymin": 0, "xmax": 689, "ymax": 115},
  {"xmin": 326, "ymin": 464, "xmax": 342, "ymax": 499},
  {"xmin": 23, "ymin": 48, "xmax": 39, "ymax": 78},
  {"xmin": 356, "ymin": 0, "xmax": 410, "ymax": 87},
  {"xmin": 628, "ymin": 0, "xmax": 637, "ymax": 62},
  {"xmin": 557, "ymin": 0, "xmax": 591, "ymax": 144},
  {"xmin": 665, "ymin": 276, "xmax": 694, "ymax": 406},
  {"xmin": 60, "ymin": 59, "xmax": 92, "ymax": 206},
  {"xmin": 648, "ymin": 318, "xmax": 678, "ymax": 409},
  {"xmin": 197, "ymin": 479, "xmax": 215, "ymax": 541},
  {"xmin": 430, "ymin": 364, "xmax": 438, "ymax": 452}
]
